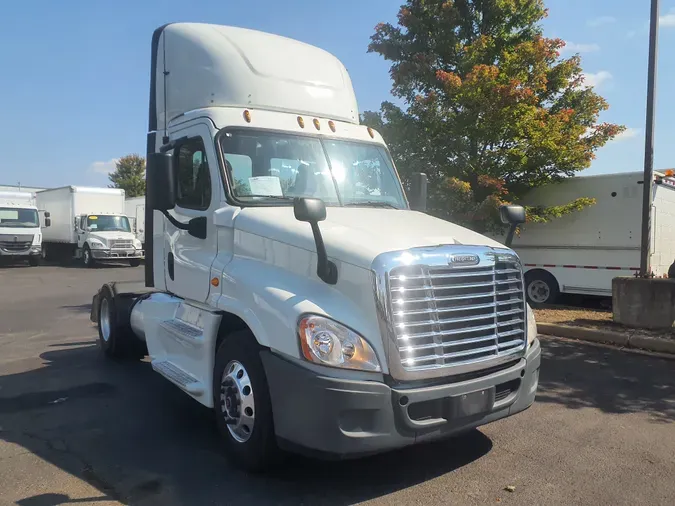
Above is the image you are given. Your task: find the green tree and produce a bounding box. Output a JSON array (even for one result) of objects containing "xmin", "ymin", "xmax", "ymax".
[
  {"xmin": 108, "ymin": 154, "xmax": 146, "ymax": 197},
  {"xmin": 365, "ymin": 0, "xmax": 624, "ymax": 232}
]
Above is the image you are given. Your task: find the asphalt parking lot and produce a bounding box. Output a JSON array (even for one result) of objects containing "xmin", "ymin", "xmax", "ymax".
[{"xmin": 0, "ymin": 264, "xmax": 674, "ymax": 506}]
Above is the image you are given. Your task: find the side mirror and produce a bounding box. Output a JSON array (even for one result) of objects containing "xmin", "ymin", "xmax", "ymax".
[
  {"xmin": 293, "ymin": 197, "xmax": 337, "ymax": 284},
  {"xmin": 499, "ymin": 204, "xmax": 526, "ymax": 247},
  {"xmin": 147, "ymin": 152, "xmax": 176, "ymax": 211},
  {"xmin": 409, "ymin": 173, "xmax": 428, "ymax": 212},
  {"xmin": 187, "ymin": 216, "xmax": 207, "ymax": 240},
  {"xmin": 44, "ymin": 218, "xmax": 51, "ymax": 227},
  {"xmin": 44, "ymin": 211, "xmax": 50, "ymax": 218}
]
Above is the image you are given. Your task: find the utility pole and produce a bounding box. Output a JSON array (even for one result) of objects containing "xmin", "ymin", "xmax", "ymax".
[{"xmin": 639, "ymin": 0, "xmax": 660, "ymax": 277}]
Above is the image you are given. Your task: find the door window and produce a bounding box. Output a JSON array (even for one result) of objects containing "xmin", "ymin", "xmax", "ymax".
[{"xmin": 175, "ymin": 138, "xmax": 212, "ymax": 210}]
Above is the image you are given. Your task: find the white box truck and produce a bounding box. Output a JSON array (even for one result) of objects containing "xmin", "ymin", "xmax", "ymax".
[
  {"xmin": 0, "ymin": 191, "xmax": 46, "ymax": 266},
  {"xmin": 125, "ymin": 196, "xmax": 146, "ymax": 248},
  {"xmin": 90, "ymin": 23, "xmax": 540, "ymax": 471},
  {"xmin": 512, "ymin": 171, "xmax": 675, "ymax": 304},
  {"xmin": 37, "ymin": 186, "xmax": 144, "ymax": 267}
]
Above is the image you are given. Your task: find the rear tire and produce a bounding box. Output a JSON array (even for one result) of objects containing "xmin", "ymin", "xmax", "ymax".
[
  {"xmin": 525, "ymin": 270, "xmax": 560, "ymax": 306},
  {"xmin": 82, "ymin": 245, "xmax": 95, "ymax": 268},
  {"xmin": 213, "ymin": 330, "xmax": 280, "ymax": 472},
  {"xmin": 97, "ymin": 286, "xmax": 145, "ymax": 359},
  {"xmin": 28, "ymin": 256, "xmax": 39, "ymax": 267},
  {"xmin": 129, "ymin": 258, "xmax": 141, "ymax": 267}
]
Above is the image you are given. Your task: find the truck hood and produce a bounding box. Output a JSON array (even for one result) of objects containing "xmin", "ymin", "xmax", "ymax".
[{"xmin": 235, "ymin": 207, "xmax": 507, "ymax": 269}]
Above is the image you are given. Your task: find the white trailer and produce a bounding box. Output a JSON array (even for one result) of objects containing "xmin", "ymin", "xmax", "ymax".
[
  {"xmin": 125, "ymin": 196, "xmax": 145, "ymax": 247},
  {"xmin": 36, "ymin": 186, "xmax": 143, "ymax": 267},
  {"xmin": 0, "ymin": 191, "xmax": 45, "ymax": 266},
  {"xmin": 511, "ymin": 171, "xmax": 675, "ymax": 304}
]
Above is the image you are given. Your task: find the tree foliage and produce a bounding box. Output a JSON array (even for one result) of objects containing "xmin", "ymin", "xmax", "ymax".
[
  {"xmin": 364, "ymin": 0, "xmax": 624, "ymax": 232},
  {"xmin": 108, "ymin": 154, "xmax": 146, "ymax": 197}
]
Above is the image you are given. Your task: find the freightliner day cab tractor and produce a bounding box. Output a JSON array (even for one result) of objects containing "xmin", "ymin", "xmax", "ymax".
[{"xmin": 90, "ymin": 23, "xmax": 541, "ymax": 471}]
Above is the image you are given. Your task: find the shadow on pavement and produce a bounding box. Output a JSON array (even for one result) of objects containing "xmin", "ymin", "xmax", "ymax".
[
  {"xmin": 537, "ymin": 338, "xmax": 675, "ymax": 423},
  {"xmin": 60, "ymin": 304, "xmax": 93, "ymax": 314},
  {"xmin": 0, "ymin": 343, "xmax": 493, "ymax": 505}
]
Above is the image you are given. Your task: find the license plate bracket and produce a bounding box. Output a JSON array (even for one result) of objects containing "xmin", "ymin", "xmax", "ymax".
[{"xmin": 448, "ymin": 387, "xmax": 495, "ymax": 419}]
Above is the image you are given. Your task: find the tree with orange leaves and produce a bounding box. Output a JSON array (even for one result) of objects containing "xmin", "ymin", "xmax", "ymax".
[{"xmin": 363, "ymin": 0, "xmax": 624, "ymax": 232}]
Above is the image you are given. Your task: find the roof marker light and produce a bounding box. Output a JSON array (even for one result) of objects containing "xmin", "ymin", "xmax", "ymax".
[
  {"xmin": 297, "ymin": 116, "xmax": 305, "ymax": 128},
  {"xmin": 367, "ymin": 127, "xmax": 375, "ymax": 138},
  {"xmin": 313, "ymin": 118, "xmax": 321, "ymax": 130},
  {"xmin": 243, "ymin": 110, "xmax": 252, "ymax": 123},
  {"xmin": 328, "ymin": 120, "xmax": 336, "ymax": 132}
]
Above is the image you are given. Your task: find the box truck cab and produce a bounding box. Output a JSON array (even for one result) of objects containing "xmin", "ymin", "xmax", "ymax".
[
  {"xmin": 0, "ymin": 191, "xmax": 46, "ymax": 266},
  {"xmin": 90, "ymin": 23, "xmax": 541, "ymax": 471},
  {"xmin": 37, "ymin": 186, "xmax": 144, "ymax": 267}
]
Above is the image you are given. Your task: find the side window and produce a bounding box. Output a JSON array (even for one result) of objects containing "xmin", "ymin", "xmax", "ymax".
[
  {"xmin": 80, "ymin": 216, "xmax": 86, "ymax": 230},
  {"xmin": 175, "ymin": 138, "xmax": 212, "ymax": 210}
]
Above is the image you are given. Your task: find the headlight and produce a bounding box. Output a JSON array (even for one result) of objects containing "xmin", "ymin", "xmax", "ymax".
[
  {"xmin": 298, "ymin": 315, "xmax": 381, "ymax": 372},
  {"xmin": 133, "ymin": 239, "xmax": 142, "ymax": 249},
  {"xmin": 89, "ymin": 240, "xmax": 106, "ymax": 249},
  {"xmin": 526, "ymin": 303, "xmax": 537, "ymax": 348}
]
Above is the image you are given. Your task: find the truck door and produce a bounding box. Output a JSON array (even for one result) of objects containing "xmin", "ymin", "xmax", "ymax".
[
  {"xmin": 165, "ymin": 124, "xmax": 219, "ymax": 302},
  {"xmin": 77, "ymin": 216, "xmax": 87, "ymax": 250}
]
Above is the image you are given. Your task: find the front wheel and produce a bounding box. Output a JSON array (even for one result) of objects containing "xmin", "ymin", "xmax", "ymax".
[
  {"xmin": 525, "ymin": 271, "xmax": 560, "ymax": 306},
  {"xmin": 129, "ymin": 258, "xmax": 141, "ymax": 267},
  {"xmin": 82, "ymin": 245, "xmax": 95, "ymax": 268},
  {"xmin": 28, "ymin": 255, "xmax": 39, "ymax": 267},
  {"xmin": 213, "ymin": 330, "xmax": 280, "ymax": 472}
]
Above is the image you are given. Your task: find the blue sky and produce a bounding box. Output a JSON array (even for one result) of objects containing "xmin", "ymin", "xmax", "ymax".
[{"xmin": 0, "ymin": 0, "xmax": 672, "ymax": 188}]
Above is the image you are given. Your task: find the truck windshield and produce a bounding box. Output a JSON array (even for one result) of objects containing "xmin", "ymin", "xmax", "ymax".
[
  {"xmin": 87, "ymin": 215, "xmax": 131, "ymax": 232},
  {"xmin": 0, "ymin": 208, "xmax": 39, "ymax": 228},
  {"xmin": 220, "ymin": 130, "xmax": 407, "ymax": 209}
]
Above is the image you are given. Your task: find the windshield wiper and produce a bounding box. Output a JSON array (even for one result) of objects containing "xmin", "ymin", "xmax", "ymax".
[
  {"xmin": 242, "ymin": 195, "xmax": 293, "ymax": 200},
  {"xmin": 345, "ymin": 201, "xmax": 400, "ymax": 209}
]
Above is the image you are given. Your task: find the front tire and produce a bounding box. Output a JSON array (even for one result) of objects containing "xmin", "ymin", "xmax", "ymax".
[
  {"xmin": 129, "ymin": 258, "xmax": 141, "ymax": 267},
  {"xmin": 213, "ymin": 330, "xmax": 280, "ymax": 472},
  {"xmin": 82, "ymin": 245, "xmax": 95, "ymax": 268},
  {"xmin": 28, "ymin": 255, "xmax": 40, "ymax": 267},
  {"xmin": 525, "ymin": 271, "xmax": 560, "ymax": 305}
]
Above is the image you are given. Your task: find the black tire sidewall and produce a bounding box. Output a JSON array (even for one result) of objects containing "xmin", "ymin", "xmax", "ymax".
[
  {"xmin": 213, "ymin": 331, "xmax": 278, "ymax": 472},
  {"xmin": 525, "ymin": 272, "xmax": 559, "ymax": 305},
  {"xmin": 83, "ymin": 245, "xmax": 94, "ymax": 268},
  {"xmin": 129, "ymin": 259, "xmax": 141, "ymax": 267},
  {"xmin": 28, "ymin": 256, "xmax": 39, "ymax": 267},
  {"xmin": 97, "ymin": 288, "xmax": 117, "ymax": 356}
]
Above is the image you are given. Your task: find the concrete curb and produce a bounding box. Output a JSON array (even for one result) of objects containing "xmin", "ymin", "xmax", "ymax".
[{"xmin": 537, "ymin": 323, "xmax": 675, "ymax": 355}]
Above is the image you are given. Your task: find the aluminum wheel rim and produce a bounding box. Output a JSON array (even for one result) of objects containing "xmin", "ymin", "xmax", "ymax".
[
  {"xmin": 84, "ymin": 249, "xmax": 90, "ymax": 264},
  {"xmin": 220, "ymin": 360, "xmax": 255, "ymax": 443},
  {"xmin": 100, "ymin": 298, "xmax": 111, "ymax": 342},
  {"xmin": 528, "ymin": 280, "xmax": 550, "ymax": 304}
]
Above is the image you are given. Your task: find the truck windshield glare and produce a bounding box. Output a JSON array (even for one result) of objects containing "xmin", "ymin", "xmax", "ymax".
[
  {"xmin": 220, "ymin": 130, "xmax": 407, "ymax": 209},
  {"xmin": 88, "ymin": 215, "xmax": 131, "ymax": 232},
  {"xmin": 0, "ymin": 207, "xmax": 39, "ymax": 228}
]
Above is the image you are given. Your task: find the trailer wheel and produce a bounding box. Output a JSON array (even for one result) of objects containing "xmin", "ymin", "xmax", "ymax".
[
  {"xmin": 97, "ymin": 286, "xmax": 145, "ymax": 359},
  {"xmin": 525, "ymin": 270, "xmax": 560, "ymax": 306},
  {"xmin": 82, "ymin": 245, "xmax": 95, "ymax": 268},
  {"xmin": 213, "ymin": 330, "xmax": 280, "ymax": 472}
]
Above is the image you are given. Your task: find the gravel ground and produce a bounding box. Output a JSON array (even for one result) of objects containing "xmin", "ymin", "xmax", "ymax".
[{"xmin": 534, "ymin": 306, "xmax": 675, "ymax": 340}]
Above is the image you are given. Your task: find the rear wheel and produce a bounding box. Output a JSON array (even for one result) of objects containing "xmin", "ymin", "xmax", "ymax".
[
  {"xmin": 525, "ymin": 271, "xmax": 560, "ymax": 305},
  {"xmin": 213, "ymin": 330, "xmax": 280, "ymax": 472},
  {"xmin": 82, "ymin": 245, "xmax": 95, "ymax": 268},
  {"xmin": 97, "ymin": 286, "xmax": 145, "ymax": 359}
]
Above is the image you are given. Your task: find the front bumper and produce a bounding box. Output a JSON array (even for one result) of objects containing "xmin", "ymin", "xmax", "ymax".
[
  {"xmin": 262, "ymin": 339, "xmax": 541, "ymax": 458},
  {"xmin": 0, "ymin": 246, "xmax": 41, "ymax": 257},
  {"xmin": 91, "ymin": 249, "xmax": 144, "ymax": 260}
]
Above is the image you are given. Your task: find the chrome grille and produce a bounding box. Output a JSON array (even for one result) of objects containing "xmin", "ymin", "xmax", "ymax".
[
  {"xmin": 110, "ymin": 240, "xmax": 133, "ymax": 249},
  {"xmin": 387, "ymin": 254, "xmax": 526, "ymax": 373},
  {"xmin": 0, "ymin": 234, "xmax": 33, "ymax": 253}
]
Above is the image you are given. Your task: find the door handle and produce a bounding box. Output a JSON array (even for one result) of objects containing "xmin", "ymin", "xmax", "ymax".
[{"xmin": 167, "ymin": 252, "xmax": 175, "ymax": 280}]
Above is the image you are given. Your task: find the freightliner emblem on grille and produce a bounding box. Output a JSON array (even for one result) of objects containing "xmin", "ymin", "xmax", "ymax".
[{"xmin": 448, "ymin": 254, "xmax": 480, "ymax": 267}]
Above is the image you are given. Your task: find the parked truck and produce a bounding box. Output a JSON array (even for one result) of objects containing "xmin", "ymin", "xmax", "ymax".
[
  {"xmin": 37, "ymin": 186, "xmax": 144, "ymax": 267},
  {"xmin": 90, "ymin": 23, "xmax": 540, "ymax": 471},
  {"xmin": 512, "ymin": 171, "xmax": 675, "ymax": 304},
  {"xmin": 125, "ymin": 196, "xmax": 146, "ymax": 249},
  {"xmin": 0, "ymin": 191, "xmax": 47, "ymax": 266}
]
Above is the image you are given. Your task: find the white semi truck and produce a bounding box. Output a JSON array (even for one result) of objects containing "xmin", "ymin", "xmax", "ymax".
[
  {"xmin": 0, "ymin": 191, "xmax": 46, "ymax": 266},
  {"xmin": 125, "ymin": 196, "xmax": 146, "ymax": 249},
  {"xmin": 37, "ymin": 186, "xmax": 143, "ymax": 267},
  {"xmin": 90, "ymin": 23, "xmax": 540, "ymax": 471}
]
